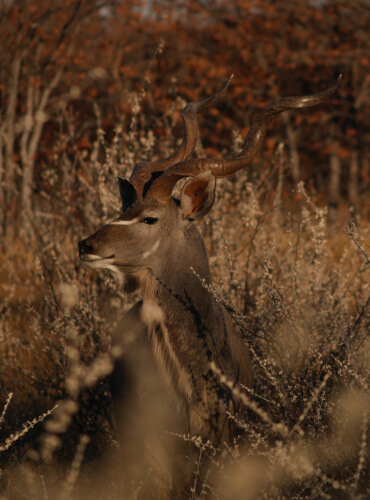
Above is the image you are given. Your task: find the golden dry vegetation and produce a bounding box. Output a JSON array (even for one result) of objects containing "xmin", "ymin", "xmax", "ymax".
[{"xmin": 0, "ymin": 1, "xmax": 369, "ymax": 498}]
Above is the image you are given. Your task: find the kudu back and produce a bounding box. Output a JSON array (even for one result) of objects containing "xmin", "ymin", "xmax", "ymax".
[{"xmin": 79, "ymin": 75, "xmax": 340, "ymax": 498}]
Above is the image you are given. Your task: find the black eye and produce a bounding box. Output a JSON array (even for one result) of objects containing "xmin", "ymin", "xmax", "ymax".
[{"xmin": 141, "ymin": 217, "xmax": 158, "ymax": 225}]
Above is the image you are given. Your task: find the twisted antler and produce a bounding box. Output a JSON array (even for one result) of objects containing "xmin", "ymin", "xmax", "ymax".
[
  {"xmin": 129, "ymin": 76, "xmax": 233, "ymax": 197},
  {"xmin": 145, "ymin": 75, "xmax": 342, "ymax": 204}
]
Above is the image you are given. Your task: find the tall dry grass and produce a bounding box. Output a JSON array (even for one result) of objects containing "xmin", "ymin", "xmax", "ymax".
[{"xmin": 0, "ymin": 82, "xmax": 368, "ymax": 499}]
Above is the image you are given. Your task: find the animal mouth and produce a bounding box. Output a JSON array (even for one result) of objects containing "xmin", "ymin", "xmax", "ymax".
[{"xmin": 80, "ymin": 254, "xmax": 115, "ymax": 268}]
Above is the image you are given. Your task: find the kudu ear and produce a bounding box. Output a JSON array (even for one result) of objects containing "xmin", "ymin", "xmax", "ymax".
[
  {"xmin": 118, "ymin": 176, "xmax": 137, "ymax": 211},
  {"xmin": 180, "ymin": 171, "xmax": 216, "ymax": 220}
]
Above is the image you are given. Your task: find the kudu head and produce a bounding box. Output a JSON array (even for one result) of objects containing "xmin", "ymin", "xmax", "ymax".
[{"xmin": 78, "ymin": 75, "xmax": 341, "ymax": 281}]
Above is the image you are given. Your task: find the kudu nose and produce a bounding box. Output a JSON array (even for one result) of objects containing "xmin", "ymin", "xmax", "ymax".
[{"xmin": 78, "ymin": 239, "xmax": 93, "ymax": 256}]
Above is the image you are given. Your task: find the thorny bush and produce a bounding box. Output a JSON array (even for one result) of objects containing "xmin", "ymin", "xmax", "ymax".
[{"xmin": 0, "ymin": 73, "xmax": 369, "ymax": 500}]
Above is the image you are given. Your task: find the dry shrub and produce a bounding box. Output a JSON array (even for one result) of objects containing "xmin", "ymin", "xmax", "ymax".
[
  {"xmin": 0, "ymin": 84, "xmax": 368, "ymax": 499},
  {"xmin": 202, "ymin": 170, "xmax": 369, "ymax": 498}
]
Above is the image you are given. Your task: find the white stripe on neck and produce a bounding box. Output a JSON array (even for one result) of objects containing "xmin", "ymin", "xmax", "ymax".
[{"xmin": 142, "ymin": 239, "xmax": 160, "ymax": 259}]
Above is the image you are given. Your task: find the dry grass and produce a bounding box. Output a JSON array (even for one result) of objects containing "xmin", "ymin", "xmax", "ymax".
[{"xmin": 0, "ymin": 84, "xmax": 369, "ymax": 499}]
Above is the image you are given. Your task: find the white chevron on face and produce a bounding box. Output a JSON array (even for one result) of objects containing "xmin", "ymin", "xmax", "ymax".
[{"xmin": 110, "ymin": 217, "xmax": 139, "ymax": 225}]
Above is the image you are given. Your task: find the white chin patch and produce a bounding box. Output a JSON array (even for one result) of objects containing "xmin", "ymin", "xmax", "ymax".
[
  {"xmin": 80, "ymin": 255, "xmax": 115, "ymax": 269},
  {"xmin": 105, "ymin": 264, "xmax": 124, "ymax": 286},
  {"xmin": 81, "ymin": 255, "xmax": 123, "ymax": 286}
]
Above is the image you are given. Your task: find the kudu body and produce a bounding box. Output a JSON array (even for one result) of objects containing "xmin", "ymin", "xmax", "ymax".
[{"xmin": 79, "ymin": 76, "xmax": 340, "ymax": 497}]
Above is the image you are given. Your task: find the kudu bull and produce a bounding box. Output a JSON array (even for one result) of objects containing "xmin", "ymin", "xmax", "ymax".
[{"xmin": 79, "ymin": 76, "xmax": 340, "ymax": 497}]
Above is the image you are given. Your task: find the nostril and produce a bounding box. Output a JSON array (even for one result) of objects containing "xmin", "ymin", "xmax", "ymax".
[{"xmin": 78, "ymin": 239, "xmax": 93, "ymax": 255}]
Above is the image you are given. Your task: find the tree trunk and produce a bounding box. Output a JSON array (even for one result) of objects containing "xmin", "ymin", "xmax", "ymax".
[
  {"xmin": 20, "ymin": 70, "xmax": 62, "ymax": 238},
  {"xmin": 282, "ymin": 111, "xmax": 300, "ymax": 183},
  {"xmin": 348, "ymin": 150, "xmax": 358, "ymax": 206},
  {"xmin": 3, "ymin": 54, "xmax": 23, "ymax": 241},
  {"xmin": 328, "ymin": 139, "xmax": 341, "ymax": 227}
]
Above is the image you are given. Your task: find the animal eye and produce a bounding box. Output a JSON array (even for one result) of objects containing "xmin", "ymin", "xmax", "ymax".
[{"xmin": 141, "ymin": 217, "xmax": 158, "ymax": 225}]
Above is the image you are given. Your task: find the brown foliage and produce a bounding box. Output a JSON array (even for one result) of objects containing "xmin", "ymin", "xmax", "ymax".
[{"xmin": 0, "ymin": 0, "xmax": 368, "ymax": 240}]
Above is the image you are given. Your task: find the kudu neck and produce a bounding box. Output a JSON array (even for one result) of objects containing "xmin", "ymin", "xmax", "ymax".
[{"xmin": 140, "ymin": 225, "xmax": 219, "ymax": 327}]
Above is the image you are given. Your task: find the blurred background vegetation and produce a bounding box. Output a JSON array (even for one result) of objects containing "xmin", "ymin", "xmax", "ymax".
[
  {"xmin": 0, "ymin": 1, "xmax": 368, "ymax": 498},
  {"xmin": 0, "ymin": 0, "xmax": 368, "ymax": 240}
]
